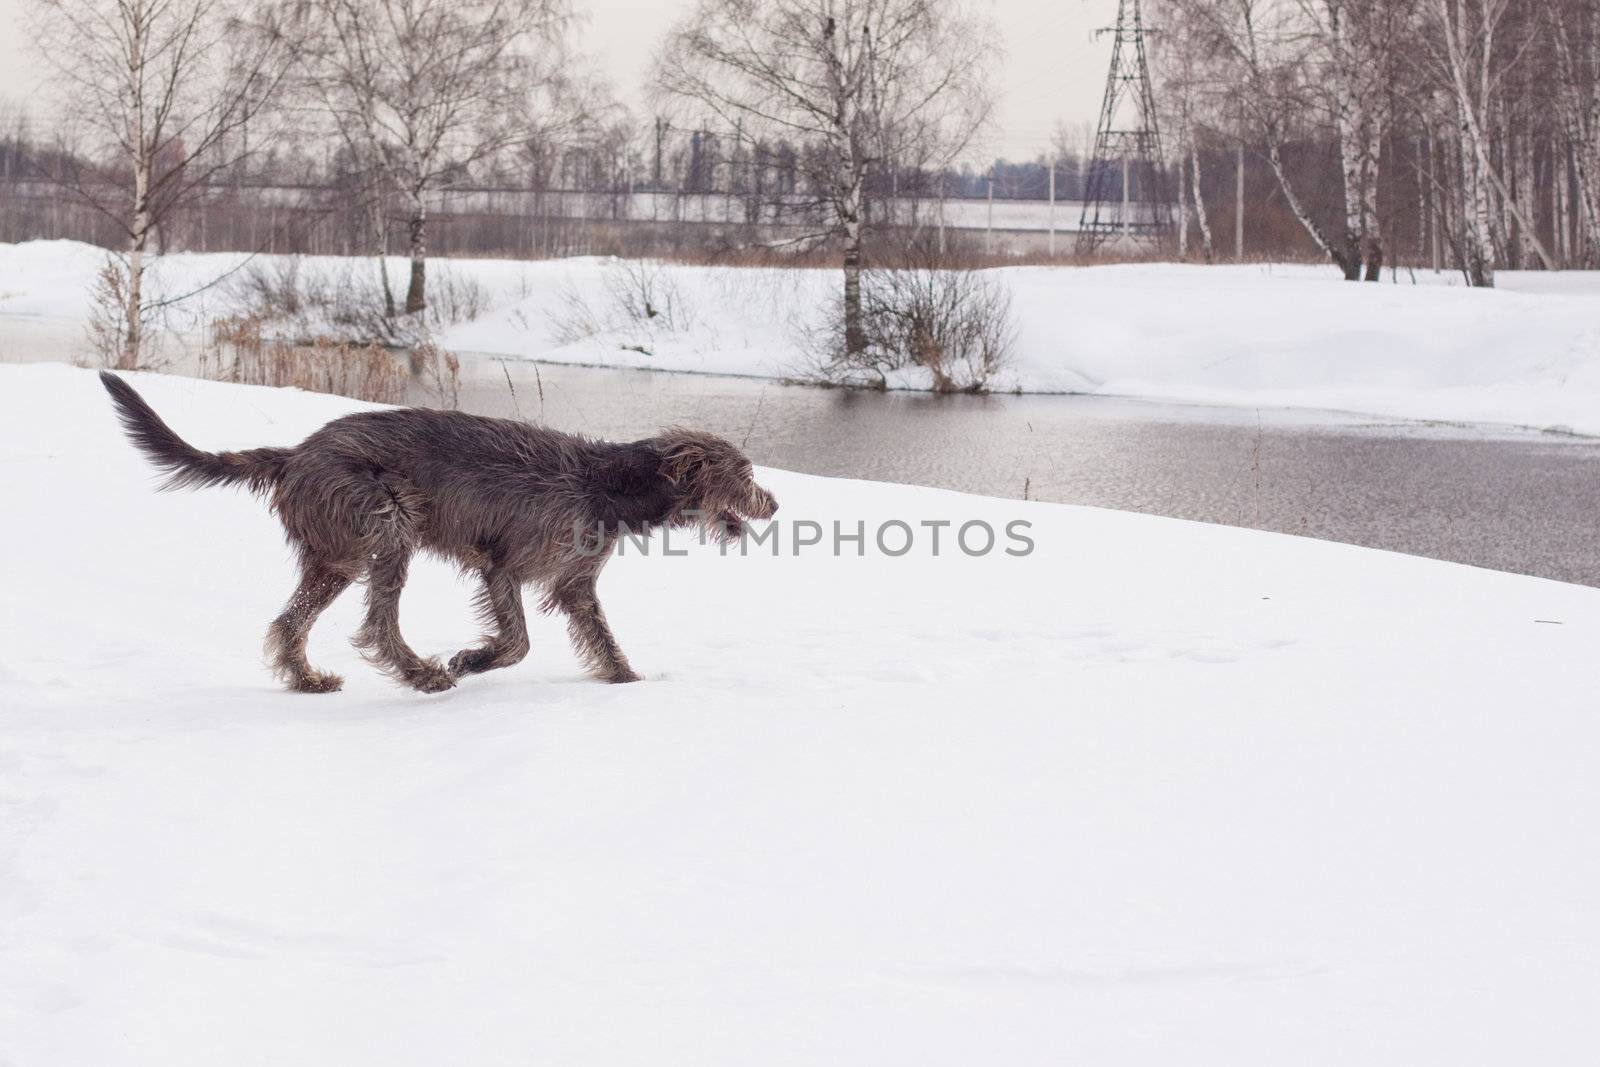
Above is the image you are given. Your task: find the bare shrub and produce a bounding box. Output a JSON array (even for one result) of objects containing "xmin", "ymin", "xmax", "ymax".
[
  {"xmin": 85, "ymin": 256, "xmax": 160, "ymax": 370},
  {"xmin": 550, "ymin": 281, "xmax": 604, "ymax": 345},
  {"xmin": 233, "ymin": 257, "xmax": 310, "ymax": 318},
  {"xmin": 200, "ymin": 315, "xmax": 406, "ymax": 405},
  {"xmin": 426, "ymin": 266, "xmax": 489, "ymax": 328},
  {"xmin": 604, "ymin": 259, "xmax": 694, "ymax": 333},
  {"xmin": 229, "ymin": 257, "xmax": 388, "ymax": 340},
  {"xmin": 549, "ymin": 259, "xmax": 695, "ymax": 352},
  {"xmin": 807, "ymin": 266, "xmax": 1014, "ymax": 392},
  {"xmin": 411, "ymin": 339, "xmax": 462, "ymax": 409},
  {"xmin": 227, "ymin": 256, "xmax": 488, "ymax": 346}
]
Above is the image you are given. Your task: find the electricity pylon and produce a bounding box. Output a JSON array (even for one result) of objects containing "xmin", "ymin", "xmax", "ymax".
[{"xmin": 1077, "ymin": 0, "xmax": 1174, "ymax": 253}]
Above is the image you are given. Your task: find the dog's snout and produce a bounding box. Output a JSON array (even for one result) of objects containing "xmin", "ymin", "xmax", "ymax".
[{"xmin": 751, "ymin": 487, "xmax": 778, "ymax": 519}]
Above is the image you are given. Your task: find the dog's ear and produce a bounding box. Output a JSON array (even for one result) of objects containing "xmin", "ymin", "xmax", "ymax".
[
  {"xmin": 597, "ymin": 445, "xmax": 662, "ymax": 497},
  {"xmin": 594, "ymin": 444, "xmax": 675, "ymax": 527},
  {"xmin": 658, "ymin": 433, "xmax": 708, "ymax": 487}
]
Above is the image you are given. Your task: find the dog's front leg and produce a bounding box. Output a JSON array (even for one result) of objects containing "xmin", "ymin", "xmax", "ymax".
[
  {"xmin": 551, "ymin": 575, "xmax": 640, "ymax": 684},
  {"xmin": 353, "ymin": 548, "xmax": 455, "ymax": 693},
  {"xmin": 450, "ymin": 564, "xmax": 530, "ymax": 677}
]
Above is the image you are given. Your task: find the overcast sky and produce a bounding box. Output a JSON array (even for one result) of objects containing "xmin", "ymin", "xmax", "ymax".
[{"xmin": 0, "ymin": 0, "xmax": 1116, "ymax": 162}]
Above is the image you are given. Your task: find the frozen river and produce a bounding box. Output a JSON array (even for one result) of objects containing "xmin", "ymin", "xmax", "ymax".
[
  {"xmin": 7, "ymin": 319, "xmax": 1597, "ymax": 586},
  {"xmin": 440, "ymin": 354, "xmax": 1600, "ymax": 587}
]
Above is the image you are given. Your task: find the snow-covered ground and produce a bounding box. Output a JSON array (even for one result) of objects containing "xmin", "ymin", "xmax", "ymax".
[
  {"xmin": 5, "ymin": 240, "xmax": 1600, "ymax": 433},
  {"xmin": 4, "ymin": 364, "xmax": 1600, "ymax": 1064}
]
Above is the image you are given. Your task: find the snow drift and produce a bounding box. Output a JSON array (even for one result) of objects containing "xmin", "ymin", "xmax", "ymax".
[
  {"xmin": 6, "ymin": 240, "xmax": 1600, "ymax": 432},
  {"xmin": 3, "ymin": 364, "xmax": 1599, "ymax": 1064}
]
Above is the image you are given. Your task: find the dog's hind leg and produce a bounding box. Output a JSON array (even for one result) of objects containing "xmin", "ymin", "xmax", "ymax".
[
  {"xmin": 266, "ymin": 563, "xmax": 352, "ymax": 693},
  {"xmin": 449, "ymin": 565, "xmax": 530, "ymax": 677},
  {"xmin": 352, "ymin": 548, "xmax": 455, "ymax": 693},
  {"xmin": 548, "ymin": 573, "xmax": 640, "ymax": 684}
]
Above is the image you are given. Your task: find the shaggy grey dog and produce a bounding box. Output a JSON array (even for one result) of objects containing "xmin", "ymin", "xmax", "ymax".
[{"xmin": 100, "ymin": 372, "xmax": 778, "ymax": 693}]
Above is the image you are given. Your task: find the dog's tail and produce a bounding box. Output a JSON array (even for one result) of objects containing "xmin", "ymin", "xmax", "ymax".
[{"xmin": 99, "ymin": 371, "xmax": 291, "ymax": 494}]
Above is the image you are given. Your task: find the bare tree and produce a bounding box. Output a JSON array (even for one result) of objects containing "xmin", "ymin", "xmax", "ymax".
[
  {"xmin": 1164, "ymin": 0, "xmax": 1401, "ymax": 280},
  {"xmin": 1297, "ymin": 0, "xmax": 1407, "ymax": 279},
  {"xmin": 1149, "ymin": 0, "xmax": 1596, "ymax": 280},
  {"xmin": 1166, "ymin": 0, "xmax": 1338, "ymax": 273},
  {"xmin": 1418, "ymin": 0, "xmax": 1555, "ymax": 285},
  {"xmin": 0, "ymin": 101, "xmax": 29, "ymax": 185},
  {"xmin": 296, "ymin": 0, "xmax": 569, "ymax": 315},
  {"xmin": 1158, "ymin": 4, "xmax": 1219, "ymax": 261},
  {"xmin": 1427, "ymin": 0, "xmax": 1503, "ymax": 284},
  {"xmin": 1546, "ymin": 0, "xmax": 1600, "ymax": 259},
  {"xmin": 520, "ymin": 67, "xmax": 632, "ymax": 200},
  {"xmin": 29, "ymin": 0, "xmax": 290, "ymax": 365},
  {"xmin": 657, "ymin": 0, "xmax": 996, "ymax": 361}
]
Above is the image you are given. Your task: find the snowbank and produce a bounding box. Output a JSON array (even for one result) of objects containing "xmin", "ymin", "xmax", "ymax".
[
  {"xmin": 5, "ymin": 238, "xmax": 1600, "ymax": 428},
  {"xmin": 4, "ymin": 365, "xmax": 1599, "ymax": 1064}
]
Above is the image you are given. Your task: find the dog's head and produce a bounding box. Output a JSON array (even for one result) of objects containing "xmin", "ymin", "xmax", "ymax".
[{"xmin": 656, "ymin": 428, "xmax": 778, "ymax": 541}]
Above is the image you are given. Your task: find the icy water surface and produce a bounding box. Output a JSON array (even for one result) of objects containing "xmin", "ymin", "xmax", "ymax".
[
  {"xmin": 7, "ymin": 325, "xmax": 1596, "ymax": 586},
  {"xmin": 438, "ymin": 355, "xmax": 1600, "ymax": 587}
]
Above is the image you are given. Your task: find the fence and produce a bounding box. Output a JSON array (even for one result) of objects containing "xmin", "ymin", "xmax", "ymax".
[{"xmin": 0, "ymin": 176, "xmax": 1103, "ymax": 261}]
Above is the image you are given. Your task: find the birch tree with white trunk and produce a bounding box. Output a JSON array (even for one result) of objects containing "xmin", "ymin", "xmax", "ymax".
[
  {"xmin": 296, "ymin": 0, "xmax": 569, "ymax": 315},
  {"xmin": 30, "ymin": 0, "xmax": 289, "ymax": 366},
  {"xmin": 1545, "ymin": 0, "xmax": 1600, "ymax": 258},
  {"xmin": 1165, "ymin": 0, "xmax": 1402, "ymax": 279},
  {"xmin": 1166, "ymin": 0, "xmax": 1355, "ymax": 275},
  {"xmin": 1296, "ymin": 0, "xmax": 1395, "ymax": 279},
  {"xmin": 1421, "ymin": 0, "xmax": 1555, "ymax": 285},
  {"xmin": 656, "ymin": 0, "xmax": 995, "ymax": 362},
  {"xmin": 1157, "ymin": 2, "xmax": 1220, "ymax": 262}
]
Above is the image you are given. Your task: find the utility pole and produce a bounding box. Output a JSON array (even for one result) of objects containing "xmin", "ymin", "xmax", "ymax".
[
  {"xmin": 728, "ymin": 119, "xmax": 740, "ymax": 223},
  {"xmin": 890, "ymin": 159, "xmax": 899, "ymax": 229},
  {"xmin": 1078, "ymin": 0, "xmax": 1173, "ymax": 254},
  {"xmin": 938, "ymin": 174, "xmax": 947, "ymax": 257},
  {"xmin": 1048, "ymin": 159, "xmax": 1057, "ymax": 257},
  {"xmin": 986, "ymin": 176, "xmax": 994, "ymax": 256},
  {"xmin": 1235, "ymin": 140, "xmax": 1244, "ymax": 262},
  {"xmin": 654, "ymin": 117, "xmax": 664, "ymax": 189}
]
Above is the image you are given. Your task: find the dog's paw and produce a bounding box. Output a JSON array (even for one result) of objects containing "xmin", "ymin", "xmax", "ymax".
[
  {"xmin": 289, "ymin": 671, "xmax": 344, "ymax": 694},
  {"xmin": 449, "ymin": 647, "xmax": 494, "ymax": 676},
  {"xmin": 406, "ymin": 659, "xmax": 457, "ymax": 694},
  {"xmin": 604, "ymin": 668, "xmax": 642, "ymax": 684}
]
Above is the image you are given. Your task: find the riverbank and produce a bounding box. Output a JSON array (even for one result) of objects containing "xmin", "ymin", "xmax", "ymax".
[
  {"xmin": 5, "ymin": 364, "xmax": 1600, "ymax": 1064},
  {"xmin": 6, "ymin": 239, "xmax": 1600, "ymax": 433}
]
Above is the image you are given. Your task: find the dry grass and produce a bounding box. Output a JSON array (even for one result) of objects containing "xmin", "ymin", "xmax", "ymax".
[
  {"xmin": 200, "ymin": 315, "xmax": 408, "ymax": 406},
  {"xmin": 84, "ymin": 256, "xmax": 162, "ymax": 371},
  {"xmin": 411, "ymin": 340, "xmax": 461, "ymax": 409}
]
